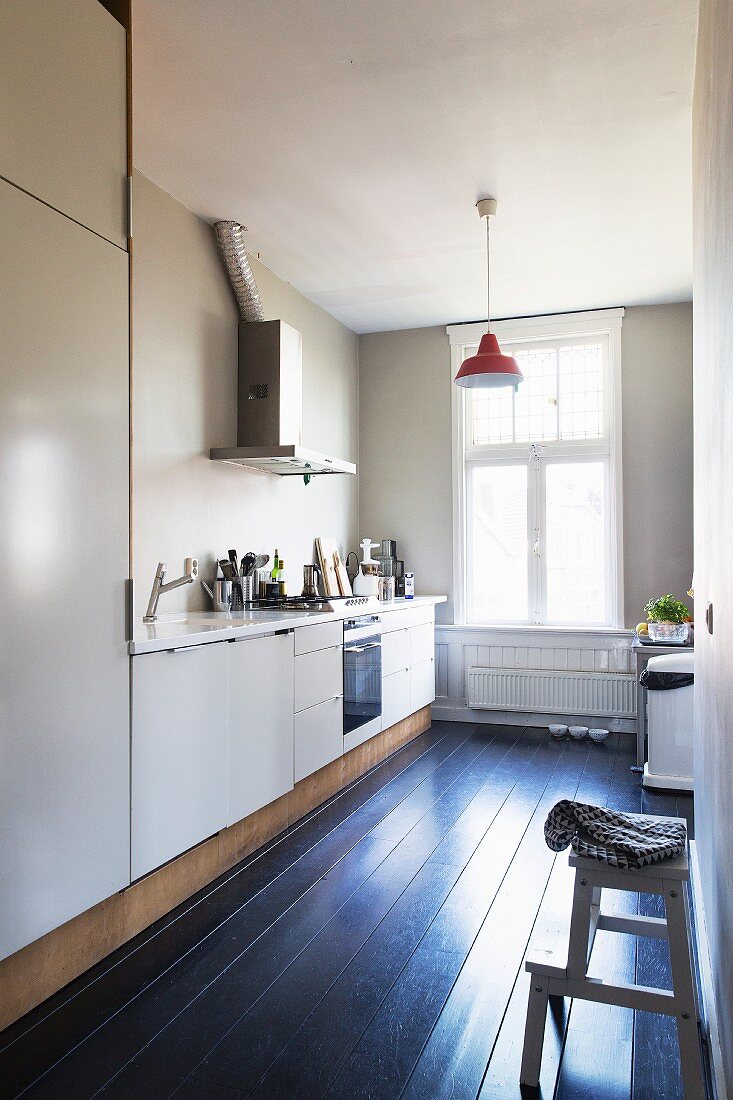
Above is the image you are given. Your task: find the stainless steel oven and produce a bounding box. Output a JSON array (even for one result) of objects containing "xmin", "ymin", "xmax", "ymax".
[{"xmin": 343, "ymin": 615, "xmax": 382, "ymax": 737}]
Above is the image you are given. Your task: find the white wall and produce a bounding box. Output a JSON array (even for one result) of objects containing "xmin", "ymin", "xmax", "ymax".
[
  {"xmin": 358, "ymin": 303, "xmax": 693, "ymax": 628},
  {"xmin": 692, "ymin": 0, "xmax": 733, "ymax": 1086},
  {"xmin": 132, "ymin": 171, "xmax": 358, "ymax": 615}
]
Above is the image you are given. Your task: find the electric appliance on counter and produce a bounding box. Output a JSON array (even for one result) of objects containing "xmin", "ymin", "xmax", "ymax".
[
  {"xmin": 343, "ymin": 615, "xmax": 382, "ymax": 738},
  {"xmin": 376, "ymin": 538, "xmax": 406, "ymax": 597}
]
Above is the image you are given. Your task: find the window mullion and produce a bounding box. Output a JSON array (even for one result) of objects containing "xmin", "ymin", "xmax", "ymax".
[{"xmin": 528, "ymin": 446, "xmax": 542, "ymax": 625}]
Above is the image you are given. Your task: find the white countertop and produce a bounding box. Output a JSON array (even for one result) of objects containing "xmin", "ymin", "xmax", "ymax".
[{"xmin": 129, "ymin": 596, "xmax": 447, "ymax": 655}]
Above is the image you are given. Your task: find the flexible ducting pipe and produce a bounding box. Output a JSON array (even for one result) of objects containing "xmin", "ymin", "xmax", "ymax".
[{"xmin": 213, "ymin": 220, "xmax": 265, "ymax": 323}]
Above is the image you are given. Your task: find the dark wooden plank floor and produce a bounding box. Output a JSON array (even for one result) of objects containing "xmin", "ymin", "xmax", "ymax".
[{"xmin": 0, "ymin": 722, "xmax": 694, "ymax": 1100}]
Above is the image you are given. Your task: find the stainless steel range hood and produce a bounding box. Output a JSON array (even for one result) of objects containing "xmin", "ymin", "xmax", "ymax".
[{"xmin": 210, "ymin": 319, "xmax": 356, "ymax": 477}]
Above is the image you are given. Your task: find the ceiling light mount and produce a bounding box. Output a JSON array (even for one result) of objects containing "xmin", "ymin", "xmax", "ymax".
[
  {"xmin": 453, "ymin": 196, "xmax": 524, "ymax": 390},
  {"xmin": 475, "ymin": 197, "xmax": 497, "ymax": 219}
]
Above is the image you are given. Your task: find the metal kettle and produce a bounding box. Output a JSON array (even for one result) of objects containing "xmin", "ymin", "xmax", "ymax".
[{"xmin": 201, "ymin": 578, "xmax": 233, "ymax": 612}]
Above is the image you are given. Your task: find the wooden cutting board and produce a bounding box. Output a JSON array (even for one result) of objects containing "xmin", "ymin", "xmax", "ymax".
[
  {"xmin": 333, "ymin": 547, "xmax": 352, "ymax": 596},
  {"xmin": 315, "ymin": 537, "xmax": 340, "ymax": 596}
]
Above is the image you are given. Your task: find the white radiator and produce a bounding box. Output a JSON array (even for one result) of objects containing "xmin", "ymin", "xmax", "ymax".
[{"xmin": 467, "ymin": 666, "xmax": 636, "ymax": 718}]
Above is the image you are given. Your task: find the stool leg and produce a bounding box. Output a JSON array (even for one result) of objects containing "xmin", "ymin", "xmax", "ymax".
[
  {"xmin": 567, "ymin": 873, "xmax": 595, "ymax": 979},
  {"xmin": 520, "ymin": 977, "xmax": 550, "ymax": 1088},
  {"xmin": 665, "ymin": 883, "xmax": 705, "ymax": 1100}
]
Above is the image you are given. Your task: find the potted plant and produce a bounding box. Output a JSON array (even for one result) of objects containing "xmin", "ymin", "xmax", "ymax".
[{"xmin": 643, "ymin": 594, "xmax": 691, "ymax": 644}]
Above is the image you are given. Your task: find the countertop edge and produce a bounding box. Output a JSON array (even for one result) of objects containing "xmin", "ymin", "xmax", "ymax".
[{"xmin": 129, "ymin": 596, "xmax": 447, "ymax": 655}]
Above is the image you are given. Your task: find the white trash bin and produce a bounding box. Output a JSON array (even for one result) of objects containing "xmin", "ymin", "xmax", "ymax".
[{"xmin": 641, "ymin": 651, "xmax": 694, "ymax": 792}]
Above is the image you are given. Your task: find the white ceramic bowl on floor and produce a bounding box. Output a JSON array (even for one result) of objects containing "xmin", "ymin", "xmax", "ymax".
[
  {"xmin": 568, "ymin": 725, "xmax": 589, "ymax": 739},
  {"xmin": 589, "ymin": 727, "xmax": 609, "ymax": 742},
  {"xmin": 548, "ymin": 724, "xmax": 568, "ymax": 738}
]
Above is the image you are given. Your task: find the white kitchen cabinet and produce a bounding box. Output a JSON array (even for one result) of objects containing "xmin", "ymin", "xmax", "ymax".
[
  {"xmin": 410, "ymin": 622, "xmax": 435, "ymax": 667},
  {"xmin": 294, "ymin": 696, "xmax": 343, "ymax": 782},
  {"xmin": 411, "ymin": 658, "xmax": 436, "ymax": 713},
  {"xmin": 228, "ymin": 632, "xmax": 295, "ymax": 825},
  {"xmin": 0, "ymin": 181, "xmax": 130, "ymax": 961},
  {"xmin": 0, "ymin": 0, "xmax": 127, "ymax": 246},
  {"xmin": 382, "ymin": 668, "xmax": 412, "ymax": 731},
  {"xmin": 131, "ymin": 644, "xmax": 228, "ymax": 880},
  {"xmin": 294, "ymin": 646, "xmax": 343, "ymax": 713},
  {"xmin": 379, "ymin": 608, "xmax": 436, "ymax": 735},
  {"xmin": 382, "ymin": 628, "xmax": 410, "ymax": 678}
]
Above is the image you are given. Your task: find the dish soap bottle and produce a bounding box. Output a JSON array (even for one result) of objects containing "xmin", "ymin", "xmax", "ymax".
[{"xmin": 353, "ymin": 538, "xmax": 379, "ymax": 596}]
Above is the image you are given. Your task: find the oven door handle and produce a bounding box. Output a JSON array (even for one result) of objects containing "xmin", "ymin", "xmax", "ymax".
[{"xmin": 344, "ymin": 642, "xmax": 381, "ymax": 653}]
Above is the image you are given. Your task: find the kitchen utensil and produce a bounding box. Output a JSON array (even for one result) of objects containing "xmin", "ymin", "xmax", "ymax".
[
  {"xmin": 302, "ymin": 564, "xmax": 321, "ymax": 598},
  {"xmin": 228, "ymin": 549, "xmax": 239, "ymax": 575},
  {"xmin": 548, "ymin": 724, "xmax": 568, "ymax": 738},
  {"xmin": 333, "ymin": 549, "xmax": 352, "ymax": 596},
  {"xmin": 377, "ymin": 576, "xmax": 395, "ymax": 602},
  {"xmin": 253, "ymin": 554, "xmax": 270, "ymax": 571},
  {"xmin": 315, "ymin": 537, "xmax": 340, "ymax": 596},
  {"xmin": 241, "ymin": 552, "xmax": 256, "ymax": 576},
  {"xmin": 568, "ymin": 725, "xmax": 589, "ymax": 739},
  {"xmin": 589, "ymin": 728, "xmax": 609, "ymax": 743},
  {"xmin": 219, "ymin": 559, "xmax": 235, "ymax": 580}
]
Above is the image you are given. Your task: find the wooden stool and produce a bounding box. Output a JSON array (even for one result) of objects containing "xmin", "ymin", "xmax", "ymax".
[{"xmin": 520, "ymin": 822, "xmax": 704, "ymax": 1098}]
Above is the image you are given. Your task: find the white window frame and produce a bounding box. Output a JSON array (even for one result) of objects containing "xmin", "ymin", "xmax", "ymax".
[{"xmin": 448, "ymin": 309, "xmax": 625, "ymax": 629}]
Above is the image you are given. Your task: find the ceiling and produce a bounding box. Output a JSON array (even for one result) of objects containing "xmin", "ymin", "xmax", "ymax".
[{"xmin": 133, "ymin": 0, "xmax": 698, "ymax": 334}]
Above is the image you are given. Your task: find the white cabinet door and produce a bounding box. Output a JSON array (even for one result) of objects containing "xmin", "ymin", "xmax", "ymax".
[
  {"xmin": 382, "ymin": 668, "xmax": 412, "ymax": 731},
  {"xmin": 0, "ymin": 0, "xmax": 127, "ymax": 245},
  {"xmin": 131, "ymin": 645, "xmax": 228, "ymax": 880},
  {"xmin": 294, "ymin": 696, "xmax": 343, "ymax": 783},
  {"xmin": 228, "ymin": 633, "xmax": 295, "ymax": 825},
  {"xmin": 410, "ymin": 623, "xmax": 435, "ymax": 667},
  {"xmin": 382, "ymin": 628, "xmax": 410, "ymax": 677},
  {"xmin": 294, "ymin": 646, "xmax": 343, "ymax": 712},
  {"xmin": 0, "ymin": 182, "xmax": 130, "ymax": 961},
  {"xmin": 411, "ymin": 658, "xmax": 436, "ymax": 713}
]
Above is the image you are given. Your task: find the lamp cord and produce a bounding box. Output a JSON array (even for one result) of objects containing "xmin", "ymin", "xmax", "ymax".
[{"xmin": 486, "ymin": 215, "xmax": 491, "ymax": 334}]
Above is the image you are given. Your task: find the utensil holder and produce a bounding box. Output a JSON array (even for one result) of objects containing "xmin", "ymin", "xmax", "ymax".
[{"xmin": 232, "ymin": 575, "xmax": 255, "ymax": 610}]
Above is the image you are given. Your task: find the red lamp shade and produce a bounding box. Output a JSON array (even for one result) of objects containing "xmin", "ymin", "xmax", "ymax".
[{"xmin": 454, "ymin": 333, "xmax": 524, "ymax": 389}]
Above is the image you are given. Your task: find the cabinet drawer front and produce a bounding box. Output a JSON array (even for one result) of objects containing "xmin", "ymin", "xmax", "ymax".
[
  {"xmin": 294, "ymin": 696, "xmax": 343, "ymax": 782},
  {"xmin": 380, "ymin": 605, "xmax": 435, "ymax": 633},
  {"xmin": 294, "ymin": 646, "xmax": 343, "ymax": 712},
  {"xmin": 382, "ymin": 667, "xmax": 411, "ymax": 731},
  {"xmin": 382, "ymin": 627, "xmax": 410, "ymax": 677},
  {"xmin": 410, "ymin": 658, "xmax": 436, "ymax": 713},
  {"xmin": 410, "ymin": 622, "xmax": 435, "ymax": 667},
  {"xmin": 294, "ymin": 620, "xmax": 343, "ymax": 655}
]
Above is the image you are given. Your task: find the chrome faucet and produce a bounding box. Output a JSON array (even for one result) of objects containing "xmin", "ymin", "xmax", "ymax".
[{"xmin": 143, "ymin": 558, "xmax": 198, "ymax": 622}]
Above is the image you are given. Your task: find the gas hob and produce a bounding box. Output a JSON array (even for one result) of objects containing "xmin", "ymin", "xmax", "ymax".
[{"xmin": 249, "ymin": 594, "xmax": 382, "ymax": 614}]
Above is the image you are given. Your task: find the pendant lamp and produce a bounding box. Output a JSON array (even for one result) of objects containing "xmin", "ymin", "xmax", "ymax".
[{"xmin": 454, "ymin": 198, "xmax": 524, "ymax": 389}]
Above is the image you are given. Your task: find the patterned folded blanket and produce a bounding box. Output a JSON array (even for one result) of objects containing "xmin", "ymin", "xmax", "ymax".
[{"xmin": 544, "ymin": 800, "xmax": 687, "ymax": 869}]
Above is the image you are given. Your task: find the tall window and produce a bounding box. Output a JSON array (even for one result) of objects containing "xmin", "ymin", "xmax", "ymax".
[{"xmin": 449, "ymin": 311, "xmax": 624, "ymax": 628}]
